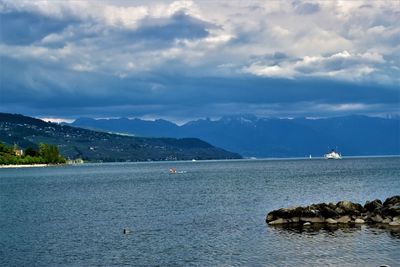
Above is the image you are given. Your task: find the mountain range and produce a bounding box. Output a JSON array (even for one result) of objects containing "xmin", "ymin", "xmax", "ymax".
[
  {"xmin": 0, "ymin": 113, "xmax": 240, "ymax": 162},
  {"xmin": 70, "ymin": 115, "xmax": 400, "ymax": 157}
]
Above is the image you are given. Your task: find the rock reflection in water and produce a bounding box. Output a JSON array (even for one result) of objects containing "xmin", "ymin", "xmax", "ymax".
[{"xmin": 269, "ymin": 223, "xmax": 400, "ymax": 238}]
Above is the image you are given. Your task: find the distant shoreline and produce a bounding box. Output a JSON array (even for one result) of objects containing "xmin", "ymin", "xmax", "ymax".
[
  {"xmin": 0, "ymin": 164, "xmax": 60, "ymax": 169},
  {"xmin": 1, "ymin": 155, "xmax": 398, "ymax": 168}
]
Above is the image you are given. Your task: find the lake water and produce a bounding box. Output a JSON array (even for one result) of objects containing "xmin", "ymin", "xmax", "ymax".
[{"xmin": 1, "ymin": 157, "xmax": 399, "ymax": 266}]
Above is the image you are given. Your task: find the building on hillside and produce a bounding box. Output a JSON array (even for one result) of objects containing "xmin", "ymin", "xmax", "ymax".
[
  {"xmin": 15, "ymin": 149, "xmax": 24, "ymax": 156},
  {"xmin": 66, "ymin": 158, "xmax": 84, "ymax": 164}
]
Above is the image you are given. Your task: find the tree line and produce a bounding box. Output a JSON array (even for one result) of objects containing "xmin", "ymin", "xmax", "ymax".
[{"xmin": 0, "ymin": 142, "xmax": 66, "ymax": 165}]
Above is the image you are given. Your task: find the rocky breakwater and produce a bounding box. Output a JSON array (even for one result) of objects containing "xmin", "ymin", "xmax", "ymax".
[{"xmin": 266, "ymin": 196, "xmax": 400, "ymax": 227}]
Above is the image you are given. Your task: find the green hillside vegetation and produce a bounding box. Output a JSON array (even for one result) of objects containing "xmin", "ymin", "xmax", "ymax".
[
  {"xmin": 0, "ymin": 113, "xmax": 241, "ymax": 162},
  {"xmin": 0, "ymin": 142, "xmax": 66, "ymax": 165}
]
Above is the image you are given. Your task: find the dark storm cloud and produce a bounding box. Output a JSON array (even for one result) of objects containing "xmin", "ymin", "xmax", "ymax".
[
  {"xmin": 29, "ymin": 11, "xmax": 213, "ymax": 57},
  {"xmin": 1, "ymin": 55, "xmax": 398, "ymax": 120},
  {"xmin": 91, "ymin": 12, "xmax": 212, "ymax": 50},
  {"xmin": 0, "ymin": 10, "xmax": 77, "ymax": 45},
  {"xmin": 133, "ymin": 12, "xmax": 211, "ymax": 41}
]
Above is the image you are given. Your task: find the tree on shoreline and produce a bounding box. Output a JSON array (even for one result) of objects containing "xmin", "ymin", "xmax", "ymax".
[
  {"xmin": 0, "ymin": 142, "xmax": 66, "ymax": 165},
  {"xmin": 39, "ymin": 143, "xmax": 65, "ymax": 164}
]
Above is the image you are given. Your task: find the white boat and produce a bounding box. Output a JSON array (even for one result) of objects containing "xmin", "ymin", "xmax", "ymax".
[
  {"xmin": 169, "ymin": 168, "xmax": 187, "ymax": 174},
  {"xmin": 324, "ymin": 149, "xmax": 342, "ymax": 159}
]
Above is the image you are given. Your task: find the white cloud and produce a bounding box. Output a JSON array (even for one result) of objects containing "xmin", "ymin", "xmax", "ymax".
[
  {"xmin": 71, "ymin": 63, "xmax": 94, "ymax": 72},
  {"xmin": 243, "ymin": 64, "xmax": 295, "ymax": 78},
  {"xmin": 1, "ymin": 0, "xmax": 399, "ymax": 85},
  {"xmin": 243, "ymin": 50, "xmax": 391, "ymax": 82},
  {"xmin": 102, "ymin": 5, "xmax": 148, "ymax": 28},
  {"xmin": 316, "ymin": 103, "xmax": 370, "ymax": 112},
  {"xmin": 165, "ymin": 0, "xmax": 198, "ymax": 17},
  {"xmin": 40, "ymin": 117, "xmax": 74, "ymax": 123}
]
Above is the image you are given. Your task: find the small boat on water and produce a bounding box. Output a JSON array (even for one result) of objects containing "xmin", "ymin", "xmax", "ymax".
[
  {"xmin": 324, "ymin": 149, "xmax": 342, "ymax": 159},
  {"xmin": 169, "ymin": 168, "xmax": 187, "ymax": 174}
]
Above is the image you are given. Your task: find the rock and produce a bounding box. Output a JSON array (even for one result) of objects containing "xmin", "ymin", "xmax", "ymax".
[
  {"xmin": 268, "ymin": 218, "xmax": 288, "ymax": 225},
  {"xmin": 383, "ymin": 195, "xmax": 400, "ymax": 207},
  {"xmin": 325, "ymin": 218, "xmax": 338, "ymax": 224},
  {"xmin": 370, "ymin": 214, "xmax": 383, "ymax": 223},
  {"xmin": 382, "ymin": 203, "xmax": 400, "ymax": 217},
  {"xmin": 265, "ymin": 196, "xmax": 400, "ymax": 229},
  {"xmin": 335, "ymin": 207, "xmax": 345, "ymax": 215},
  {"xmin": 364, "ymin": 199, "xmax": 383, "ymax": 212},
  {"xmin": 300, "ymin": 217, "xmax": 325, "ymax": 223},
  {"xmin": 319, "ymin": 204, "xmax": 339, "ymax": 218},
  {"xmin": 337, "ymin": 201, "xmax": 353, "ymax": 210},
  {"xmin": 337, "ymin": 201, "xmax": 364, "ymax": 215},
  {"xmin": 266, "ymin": 213, "xmax": 275, "ymax": 222},
  {"xmin": 266, "ymin": 206, "xmax": 303, "ymax": 222},
  {"xmin": 328, "ymin": 203, "xmax": 336, "ymax": 209},
  {"xmin": 302, "ymin": 207, "xmax": 319, "ymax": 217},
  {"xmin": 336, "ymin": 215, "xmax": 351, "ymax": 224},
  {"xmin": 389, "ymin": 221, "xmax": 400, "ymax": 226}
]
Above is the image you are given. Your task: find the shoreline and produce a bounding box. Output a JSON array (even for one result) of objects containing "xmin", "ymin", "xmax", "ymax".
[
  {"xmin": 1, "ymin": 155, "xmax": 399, "ymax": 168},
  {"xmin": 0, "ymin": 164, "xmax": 59, "ymax": 169}
]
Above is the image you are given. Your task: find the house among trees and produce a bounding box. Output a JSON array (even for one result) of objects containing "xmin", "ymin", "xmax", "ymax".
[
  {"xmin": 13, "ymin": 144, "xmax": 23, "ymax": 156},
  {"xmin": 15, "ymin": 149, "xmax": 24, "ymax": 156}
]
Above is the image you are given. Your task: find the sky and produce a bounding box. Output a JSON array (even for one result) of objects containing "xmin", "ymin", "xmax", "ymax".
[{"xmin": 0, "ymin": 0, "xmax": 399, "ymax": 123}]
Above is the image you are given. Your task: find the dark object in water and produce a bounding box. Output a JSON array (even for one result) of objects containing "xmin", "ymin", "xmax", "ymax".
[{"xmin": 123, "ymin": 228, "xmax": 131, "ymax": 234}]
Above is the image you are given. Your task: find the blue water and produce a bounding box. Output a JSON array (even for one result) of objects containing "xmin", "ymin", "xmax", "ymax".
[{"xmin": 1, "ymin": 157, "xmax": 399, "ymax": 266}]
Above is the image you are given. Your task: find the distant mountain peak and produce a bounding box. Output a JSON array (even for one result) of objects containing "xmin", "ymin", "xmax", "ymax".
[
  {"xmin": 220, "ymin": 114, "xmax": 258, "ymax": 123},
  {"xmin": 73, "ymin": 117, "xmax": 96, "ymax": 123}
]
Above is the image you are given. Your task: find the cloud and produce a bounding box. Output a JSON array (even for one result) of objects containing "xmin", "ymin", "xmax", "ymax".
[
  {"xmin": 0, "ymin": 0, "xmax": 399, "ymax": 121},
  {"xmin": 293, "ymin": 1, "xmax": 320, "ymax": 15},
  {"xmin": 1, "ymin": 50, "xmax": 398, "ymax": 119},
  {"xmin": 243, "ymin": 50, "xmax": 395, "ymax": 83},
  {"xmin": 0, "ymin": 10, "xmax": 76, "ymax": 45},
  {"xmin": 128, "ymin": 12, "xmax": 211, "ymax": 41}
]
